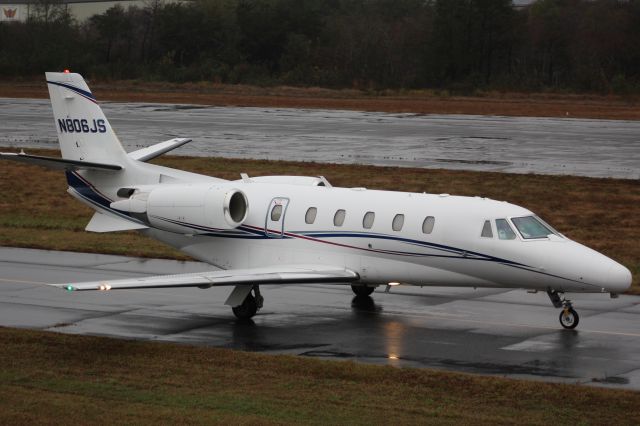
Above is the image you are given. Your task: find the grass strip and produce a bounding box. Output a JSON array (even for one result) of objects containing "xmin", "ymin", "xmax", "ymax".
[
  {"xmin": 0, "ymin": 327, "xmax": 639, "ymax": 425},
  {"xmin": 1, "ymin": 148, "xmax": 638, "ymax": 293}
]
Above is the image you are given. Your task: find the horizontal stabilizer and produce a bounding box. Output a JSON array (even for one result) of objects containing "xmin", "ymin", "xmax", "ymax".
[
  {"xmin": 85, "ymin": 211, "xmax": 148, "ymax": 233},
  {"xmin": 0, "ymin": 152, "xmax": 122, "ymax": 171},
  {"xmin": 128, "ymin": 138, "xmax": 191, "ymax": 162},
  {"xmin": 53, "ymin": 264, "xmax": 360, "ymax": 291}
]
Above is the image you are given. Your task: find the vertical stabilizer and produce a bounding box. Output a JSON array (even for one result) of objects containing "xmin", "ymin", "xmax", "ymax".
[{"xmin": 45, "ymin": 72, "xmax": 127, "ymax": 164}]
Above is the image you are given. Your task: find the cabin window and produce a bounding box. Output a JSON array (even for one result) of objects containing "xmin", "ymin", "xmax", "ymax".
[
  {"xmin": 305, "ymin": 207, "xmax": 317, "ymax": 224},
  {"xmin": 422, "ymin": 216, "xmax": 435, "ymax": 234},
  {"xmin": 392, "ymin": 214, "xmax": 404, "ymax": 231},
  {"xmin": 481, "ymin": 220, "xmax": 493, "ymax": 238},
  {"xmin": 334, "ymin": 209, "xmax": 346, "ymax": 227},
  {"xmin": 511, "ymin": 216, "xmax": 554, "ymax": 239},
  {"xmin": 495, "ymin": 219, "xmax": 516, "ymax": 240},
  {"xmin": 362, "ymin": 211, "xmax": 375, "ymax": 229},
  {"xmin": 271, "ymin": 204, "xmax": 283, "ymax": 221}
]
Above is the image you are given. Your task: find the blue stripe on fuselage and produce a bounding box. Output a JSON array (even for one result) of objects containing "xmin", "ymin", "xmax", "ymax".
[
  {"xmin": 295, "ymin": 230, "xmax": 524, "ymax": 266},
  {"xmin": 65, "ymin": 171, "xmax": 112, "ymax": 210},
  {"xmin": 65, "ymin": 171, "xmax": 539, "ymax": 275},
  {"xmin": 66, "ymin": 171, "xmax": 147, "ymax": 225}
]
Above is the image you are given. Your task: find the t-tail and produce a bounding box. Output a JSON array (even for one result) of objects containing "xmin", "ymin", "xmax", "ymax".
[
  {"xmin": 0, "ymin": 71, "xmax": 200, "ymax": 232},
  {"xmin": 1, "ymin": 71, "xmax": 194, "ymax": 177},
  {"xmin": 46, "ymin": 71, "xmax": 129, "ymax": 165}
]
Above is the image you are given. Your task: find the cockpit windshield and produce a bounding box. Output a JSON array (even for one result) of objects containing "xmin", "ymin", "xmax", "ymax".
[{"xmin": 511, "ymin": 216, "xmax": 557, "ymax": 239}]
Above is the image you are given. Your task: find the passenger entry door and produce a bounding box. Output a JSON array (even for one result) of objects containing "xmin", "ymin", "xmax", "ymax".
[{"xmin": 265, "ymin": 197, "xmax": 289, "ymax": 238}]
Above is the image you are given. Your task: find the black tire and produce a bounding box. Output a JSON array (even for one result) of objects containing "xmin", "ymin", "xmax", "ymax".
[
  {"xmin": 232, "ymin": 293, "xmax": 258, "ymax": 320},
  {"xmin": 559, "ymin": 308, "xmax": 579, "ymax": 329},
  {"xmin": 351, "ymin": 284, "xmax": 374, "ymax": 296}
]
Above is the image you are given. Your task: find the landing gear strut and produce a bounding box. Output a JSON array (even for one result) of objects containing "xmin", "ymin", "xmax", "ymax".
[
  {"xmin": 351, "ymin": 284, "xmax": 374, "ymax": 297},
  {"xmin": 547, "ymin": 289, "xmax": 580, "ymax": 329},
  {"xmin": 232, "ymin": 285, "xmax": 264, "ymax": 320}
]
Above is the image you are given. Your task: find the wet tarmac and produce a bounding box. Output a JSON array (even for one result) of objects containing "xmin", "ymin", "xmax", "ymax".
[
  {"xmin": 1, "ymin": 98, "xmax": 639, "ymax": 179},
  {"xmin": 1, "ymin": 247, "xmax": 639, "ymax": 390}
]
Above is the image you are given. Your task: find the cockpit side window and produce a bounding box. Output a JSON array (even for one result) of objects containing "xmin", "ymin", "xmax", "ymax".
[
  {"xmin": 495, "ymin": 219, "xmax": 516, "ymax": 240},
  {"xmin": 481, "ymin": 220, "xmax": 493, "ymax": 238},
  {"xmin": 512, "ymin": 216, "xmax": 555, "ymax": 239}
]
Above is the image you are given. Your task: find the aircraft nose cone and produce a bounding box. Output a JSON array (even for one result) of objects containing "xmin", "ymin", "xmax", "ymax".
[{"xmin": 607, "ymin": 262, "xmax": 632, "ymax": 293}]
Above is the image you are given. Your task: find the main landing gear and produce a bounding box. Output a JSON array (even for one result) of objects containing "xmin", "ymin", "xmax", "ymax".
[
  {"xmin": 351, "ymin": 284, "xmax": 375, "ymax": 297},
  {"xmin": 232, "ymin": 285, "xmax": 264, "ymax": 320},
  {"xmin": 547, "ymin": 289, "xmax": 580, "ymax": 329},
  {"xmin": 231, "ymin": 284, "xmax": 374, "ymax": 320}
]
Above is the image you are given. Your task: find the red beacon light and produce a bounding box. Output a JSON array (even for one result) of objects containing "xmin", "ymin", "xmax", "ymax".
[{"xmin": 63, "ymin": 69, "xmax": 70, "ymax": 73}]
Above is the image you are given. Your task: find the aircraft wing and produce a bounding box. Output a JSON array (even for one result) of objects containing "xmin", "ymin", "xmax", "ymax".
[{"xmin": 54, "ymin": 264, "xmax": 359, "ymax": 292}]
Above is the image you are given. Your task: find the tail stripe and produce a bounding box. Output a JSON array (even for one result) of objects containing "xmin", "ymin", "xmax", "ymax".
[{"xmin": 47, "ymin": 80, "xmax": 97, "ymax": 104}]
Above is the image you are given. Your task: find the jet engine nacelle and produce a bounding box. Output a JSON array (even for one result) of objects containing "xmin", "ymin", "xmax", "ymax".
[{"xmin": 135, "ymin": 183, "xmax": 248, "ymax": 234}]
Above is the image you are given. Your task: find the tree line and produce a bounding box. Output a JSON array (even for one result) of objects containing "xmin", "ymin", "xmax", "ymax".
[{"xmin": 1, "ymin": 0, "xmax": 639, "ymax": 94}]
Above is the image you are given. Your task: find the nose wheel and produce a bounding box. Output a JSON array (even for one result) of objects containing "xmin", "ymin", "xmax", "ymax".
[
  {"xmin": 559, "ymin": 307, "xmax": 579, "ymax": 329},
  {"xmin": 547, "ymin": 289, "xmax": 580, "ymax": 329}
]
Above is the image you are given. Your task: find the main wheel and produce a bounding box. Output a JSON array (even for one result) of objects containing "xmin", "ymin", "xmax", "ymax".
[
  {"xmin": 232, "ymin": 293, "xmax": 258, "ymax": 320},
  {"xmin": 351, "ymin": 284, "xmax": 374, "ymax": 296},
  {"xmin": 559, "ymin": 307, "xmax": 579, "ymax": 329}
]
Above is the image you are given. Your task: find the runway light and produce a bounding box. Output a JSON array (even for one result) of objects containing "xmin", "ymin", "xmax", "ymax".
[
  {"xmin": 388, "ymin": 282, "xmax": 400, "ymax": 286},
  {"xmin": 388, "ymin": 354, "xmax": 399, "ymax": 360},
  {"xmin": 63, "ymin": 69, "xmax": 70, "ymax": 73},
  {"xmin": 65, "ymin": 285, "xmax": 75, "ymax": 291}
]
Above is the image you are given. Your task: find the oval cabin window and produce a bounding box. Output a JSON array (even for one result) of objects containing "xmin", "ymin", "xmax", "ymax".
[
  {"xmin": 271, "ymin": 204, "xmax": 283, "ymax": 221},
  {"xmin": 362, "ymin": 211, "xmax": 375, "ymax": 229},
  {"xmin": 305, "ymin": 207, "xmax": 317, "ymax": 224},
  {"xmin": 422, "ymin": 216, "xmax": 435, "ymax": 234},
  {"xmin": 392, "ymin": 214, "xmax": 404, "ymax": 231}
]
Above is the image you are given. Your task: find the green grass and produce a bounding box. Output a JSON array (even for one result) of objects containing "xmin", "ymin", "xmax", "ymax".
[
  {"xmin": 0, "ymin": 327, "xmax": 639, "ymax": 425},
  {"xmin": 1, "ymin": 148, "xmax": 638, "ymax": 293}
]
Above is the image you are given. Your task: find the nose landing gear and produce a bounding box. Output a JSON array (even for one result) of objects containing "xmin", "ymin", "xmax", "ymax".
[
  {"xmin": 547, "ymin": 289, "xmax": 580, "ymax": 329},
  {"xmin": 559, "ymin": 306, "xmax": 579, "ymax": 329}
]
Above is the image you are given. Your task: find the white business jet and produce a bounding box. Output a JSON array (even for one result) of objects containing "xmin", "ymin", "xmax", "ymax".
[{"xmin": 0, "ymin": 72, "xmax": 632, "ymax": 329}]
